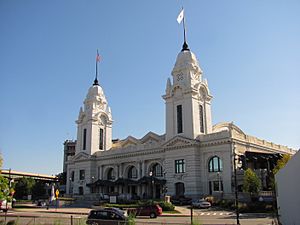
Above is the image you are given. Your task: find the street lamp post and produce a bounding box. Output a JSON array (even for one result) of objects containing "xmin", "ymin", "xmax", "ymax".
[
  {"xmin": 233, "ymin": 144, "xmax": 240, "ymax": 225},
  {"xmin": 69, "ymin": 178, "xmax": 72, "ymax": 196},
  {"xmin": 149, "ymin": 171, "xmax": 154, "ymax": 199}
]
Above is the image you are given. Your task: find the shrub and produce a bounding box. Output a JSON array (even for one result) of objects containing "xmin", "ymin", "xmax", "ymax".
[
  {"xmin": 127, "ymin": 213, "xmax": 136, "ymax": 225},
  {"xmin": 158, "ymin": 201, "xmax": 175, "ymax": 211}
]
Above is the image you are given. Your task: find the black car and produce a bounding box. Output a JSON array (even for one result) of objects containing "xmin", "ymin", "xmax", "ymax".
[
  {"xmin": 86, "ymin": 208, "xmax": 127, "ymax": 225},
  {"xmin": 171, "ymin": 196, "xmax": 192, "ymax": 205}
]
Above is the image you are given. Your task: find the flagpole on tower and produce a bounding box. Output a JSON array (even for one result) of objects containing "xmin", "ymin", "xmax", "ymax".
[
  {"xmin": 177, "ymin": 7, "xmax": 189, "ymax": 52},
  {"xmin": 94, "ymin": 50, "xmax": 100, "ymax": 86}
]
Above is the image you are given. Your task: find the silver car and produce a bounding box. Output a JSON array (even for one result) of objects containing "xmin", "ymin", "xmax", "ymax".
[{"xmin": 192, "ymin": 199, "xmax": 211, "ymax": 209}]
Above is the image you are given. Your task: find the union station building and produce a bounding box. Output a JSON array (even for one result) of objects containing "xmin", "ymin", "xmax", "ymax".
[{"xmin": 64, "ymin": 41, "xmax": 295, "ymax": 200}]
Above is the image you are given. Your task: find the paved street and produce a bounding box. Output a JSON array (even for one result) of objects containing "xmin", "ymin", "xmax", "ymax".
[{"xmin": 0, "ymin": 206, "xmax": 276, "ymax": 225}]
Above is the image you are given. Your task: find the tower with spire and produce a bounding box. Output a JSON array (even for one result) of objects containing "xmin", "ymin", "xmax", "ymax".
[
  {"xmin": 163, "ymin": 40, "xmax": 213, "ymax": 140},
  {"xmin": 75, "ymin": 53, "xmax": 113, "ymax": 155}
]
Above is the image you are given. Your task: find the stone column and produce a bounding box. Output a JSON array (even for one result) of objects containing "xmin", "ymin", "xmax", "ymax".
[
  {"xmin": 100, "ymin": 165, "xmax": 103, "ymax": 179},
  {"xmin": 142, "ymin": 161, "xmax": 145, "ymax": 177}
]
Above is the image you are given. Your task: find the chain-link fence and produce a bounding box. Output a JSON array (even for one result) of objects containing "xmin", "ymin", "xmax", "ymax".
[{"xmin": 1, "ymin": 216, "xmax": 193, "ymax": 225}]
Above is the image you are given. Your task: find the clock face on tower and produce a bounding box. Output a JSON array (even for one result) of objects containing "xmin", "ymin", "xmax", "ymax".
[{"xmin": 176, "ymin": 72, "xmax": 184, "ymax": 82}]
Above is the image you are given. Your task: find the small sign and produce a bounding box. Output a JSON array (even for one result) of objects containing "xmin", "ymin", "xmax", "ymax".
[
  {"xmin": 55, "ymin": 189, "xmax": 59, "ymax": 198},
  {"xmin": 109, "ymin": 195, "xmax": 117, "ymax": 204}
]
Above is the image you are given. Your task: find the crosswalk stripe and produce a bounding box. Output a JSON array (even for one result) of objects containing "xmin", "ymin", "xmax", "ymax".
[{"xmin": 196, "ymin": 211, "xmax": 237, "ymax": 216}]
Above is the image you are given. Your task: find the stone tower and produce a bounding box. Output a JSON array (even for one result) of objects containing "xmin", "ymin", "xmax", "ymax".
[
  {"xmin": 75, "ymin": 79, "xmax": 113, "ymax": 155},
  {"xmin": 163, "ymin": 45, "xmax": 213, "ymax": 140}
]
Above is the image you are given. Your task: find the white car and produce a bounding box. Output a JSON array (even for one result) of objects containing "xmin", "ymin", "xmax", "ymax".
[
  {"xmin": 0, "ymin": 200, "xmax": 12, "ymax": 212},
  {"xmin": 192, "ymin": 199, "xmax": 211, "ymax": 209}
]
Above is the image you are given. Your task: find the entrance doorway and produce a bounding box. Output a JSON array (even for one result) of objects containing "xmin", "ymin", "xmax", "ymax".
[
  {"xmin": 175, "ymin": 182, "xmax": 185, "ymax": 196},
  {"xmin": 79, "ymin": 186, "xmax": 84, "ymax": 195},
  {"xmin": 155, "ymin": 185, "xmax": 161, "ymax": 198}
]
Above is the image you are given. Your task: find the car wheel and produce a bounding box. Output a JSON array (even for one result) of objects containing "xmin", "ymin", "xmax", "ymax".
[
  {"xmin": 150, "ymin": 212, "xmax": 157, "ymax": 218},
  {"xmin": 3, "ymin": 209, "xmax": 8, "ymax": 213}
]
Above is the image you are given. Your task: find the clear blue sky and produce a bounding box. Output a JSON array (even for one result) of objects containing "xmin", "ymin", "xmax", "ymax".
[{"xmin": 0, "ymin": 1, "xmax": 299, "ymax": 175}]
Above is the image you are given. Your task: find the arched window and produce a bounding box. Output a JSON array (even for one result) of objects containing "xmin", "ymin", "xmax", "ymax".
[
  {"xmin": 107, "ymin": 168, "xmax": 115, "ymax": 180},
  {"xmin": 208, "ymin": 156, "xmax": 223, "ymax": 172},
  {"xmin": 128, "ymin": 166, "xmax": 137, "ymax": 179},
  {"xmin": 151, "ymin": 163, "xmax": 163, "ymax": 177}
]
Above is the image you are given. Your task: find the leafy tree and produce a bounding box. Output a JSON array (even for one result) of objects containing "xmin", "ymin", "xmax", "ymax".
[
  {"xmin": 0, "ymin": 176, "xmax": 10, "ymax": 200},
  {"xmin": 273, "ymin": 154, "xmax": 291, "ymax": 175},
  {"xmin": 32, "ymin": 181, "xmax": 47, "ymax": 200},
  {"xmin": 14, "ymin": 177, "xmax": 35, "ymax": 199},
  {"xmin": 57, "ymin": 172, "xmax": 66, "ymax": 185},
  {"xmin": 242, "ymin": 168, "xmax": 261, "ymax": 194}
]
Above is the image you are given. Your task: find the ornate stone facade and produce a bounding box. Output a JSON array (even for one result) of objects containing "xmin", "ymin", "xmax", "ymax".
[{"xmin": 64, "ymin": 45, "xmax": 296, "ymax": 200}]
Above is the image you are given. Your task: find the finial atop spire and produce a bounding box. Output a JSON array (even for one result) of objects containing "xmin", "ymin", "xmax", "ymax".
[
  {"xmin": 93, "ymin": 50, "xmax": 101, "ymax": 86},
  {"xmin": 182, "ymin": 41, "xmax": 190, "ymax": 52},
  {"xmin": 177, "ymin": 7, "xmax": 190, "ymax": 52}
]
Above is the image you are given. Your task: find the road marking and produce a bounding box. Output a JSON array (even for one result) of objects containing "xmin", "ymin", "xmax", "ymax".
[
  {"xmin": 200, "ymin": 213, "xmax": 204, "ymax": 215},
  {"xmin": 220, "ymin": 213, "xmax": 223, "ymax": 215},
  {"xmin": 206, "ymin": 213, "xmax": 210, "ymax": 215}
]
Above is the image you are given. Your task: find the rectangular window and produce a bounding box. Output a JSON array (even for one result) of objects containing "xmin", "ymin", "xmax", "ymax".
[
  {"xmin": 71, "ymin": 171, "xmax": 75, "ymax": 182},
  {"xmin": 83, "ymin": 129, "xmax": 87, "ymax": 150},
  {"xmin": 210, "ymin": 180, "xmax": 223, "ymax": 192},
  {"xmin": 177, "ymin": 105, "xmax": 183, "ymax": 133},
  {"xmin": 79, "ymin": 170, "xmax": 85, "ymax": 180},
  {"xmin": 99, "ymin": 128, "xmax": 104, "ymax": 150},
  {"xmin": 175, "ymin": 159, "xmax": 185, "ymax": 173},
  {"xmin": 199, "ymin": 105, "xmax": 204, "ymax": 133}
]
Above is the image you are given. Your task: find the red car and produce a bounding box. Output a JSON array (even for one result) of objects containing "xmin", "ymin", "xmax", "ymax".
[{"xmin": 128, "ymin": 204, "xmax": 162, "ymax": 218}]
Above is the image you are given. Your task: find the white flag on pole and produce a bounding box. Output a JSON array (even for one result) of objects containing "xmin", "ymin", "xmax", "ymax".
[{"xmin": 177, "ymin": 9, "xmax": 184, "ymax": 24}]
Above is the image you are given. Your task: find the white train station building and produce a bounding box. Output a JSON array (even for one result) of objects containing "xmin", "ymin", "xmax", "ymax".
[{"xmin": 64, "ymin": 42, "xmax": 295, "ymax": 200}]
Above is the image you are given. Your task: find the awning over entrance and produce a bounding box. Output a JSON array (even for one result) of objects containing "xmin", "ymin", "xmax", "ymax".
[
  {"xmin": 245, "ymin": 151, "xmax": 282, "ymax": 160},
  {"xmin": 138, "ymin": 176, "xmax": 166, "ymax": 185},
  {"xmin": 87, "ymin": 178, "xmax": 140, "ymax": 187},
  {"xmin": 114, "ymin": 178, "xmax": 138, "ymax": 185},
  {"xmin": 86, "ymin": 179, "xmax": 114, "ymax": 187}
]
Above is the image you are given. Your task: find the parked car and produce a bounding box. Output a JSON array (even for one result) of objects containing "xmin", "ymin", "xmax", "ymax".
[
  {"xmin": 192, "ymin": 199, "xmax": 211, "ymax": 209},
  {"xmin": 86, "ymin": 208, "xmax": 127, "ymax": 225},
  {"xmin": 171, "ymin": 196, "xmax": 192, "ymax": 205},
  {"xmin": 127, "ymin": 204, "xmax": 162, "ymax": 218},
  {"xmin": 0, "ymin": 200, "xmax": 12, "ymax": 212}
]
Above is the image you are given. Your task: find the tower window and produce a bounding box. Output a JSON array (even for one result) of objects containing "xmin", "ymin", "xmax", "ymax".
[
  {"xmin": 199, "ymin": 105, "xmax": 204, "ymax": 133},
  {"xmin": 83, "ymin": 129, "xmax": 87, "ymax": 150},
  {"xmin": 79, "ymin": 170, "xmax": 85, "ymax": 180},
  {"xmin": 99, "ymin": 128, "xmax": 104, "ymax": 150},
  {"xmin": 177, "ymin": 105, "xmax": 183, "ymax": 134}
]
